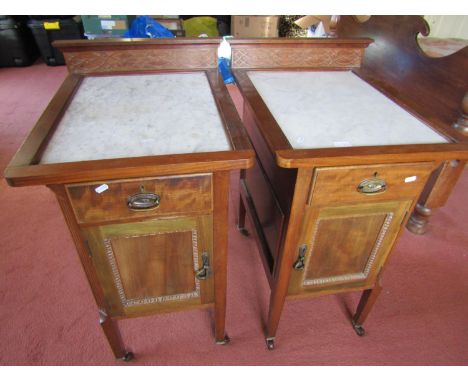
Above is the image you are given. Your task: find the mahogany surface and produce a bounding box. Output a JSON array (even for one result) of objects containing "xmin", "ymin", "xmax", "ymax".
[
  {"xmin": 336, "ymin": 16, "xmax": 468, "ymax": 141},
  {"xmin": 336, "ymin": 16, "xmax": 468, "ymax": 234},
  {"xmin": 4, "ymin": 39, "xmax": 254, "ymax": 359},
  {"xmin": 230, "ymin": 24, "xmax": 468, "ymax": 349}
]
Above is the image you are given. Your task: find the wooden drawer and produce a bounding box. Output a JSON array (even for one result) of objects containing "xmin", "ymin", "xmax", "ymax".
[
  {"xmin": 309, "ymin": 162, "xmax": 435, "ymax": 206},
  {"xmin": 67, "ymin": 174, "xmax": 212, "ymax": 225}
]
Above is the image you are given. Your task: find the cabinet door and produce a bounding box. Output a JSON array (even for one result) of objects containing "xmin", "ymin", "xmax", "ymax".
[
  {"xmin": 83, "ymin": 215, "xmax": 213, "ymax": 318},
  {"xmin": 288, "ymin": 201, "xmax": 410, "ymax": 295}
]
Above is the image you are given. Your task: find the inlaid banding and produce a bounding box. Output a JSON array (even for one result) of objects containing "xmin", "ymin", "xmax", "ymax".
[
  {"xmin": 104, "ymin": 229, "xmax": 201, "ymax": 307},
  {"xmin": 302, "ymin": 213, "xmax": 394, "ymax": 286}
]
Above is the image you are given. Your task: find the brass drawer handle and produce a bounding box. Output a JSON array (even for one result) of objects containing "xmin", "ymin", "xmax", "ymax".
[
  {"xmin": 127, "ymin": 192, "xmax": 160, "ymax": 211},
  {"xmin": 357, "ymin": 178, "xmax": 387, "ymax": 194},
  {"xmin": 195, "ymin": 252, "xmax": 210, "ymax": 280}
]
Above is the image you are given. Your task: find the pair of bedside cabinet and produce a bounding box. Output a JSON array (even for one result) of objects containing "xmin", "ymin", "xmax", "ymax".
[{"xmin": 5, "ymin": 33, "xmax": 468, "ymax": 360}]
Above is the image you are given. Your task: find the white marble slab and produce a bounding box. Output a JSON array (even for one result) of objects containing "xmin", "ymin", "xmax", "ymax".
[
  {"xmin": 40, "ymin": 72, "xmax": 231, "ymax": 164},
  {"xmin": 247, "ymin": 71, "xmax": 448, "ymax": 149}
]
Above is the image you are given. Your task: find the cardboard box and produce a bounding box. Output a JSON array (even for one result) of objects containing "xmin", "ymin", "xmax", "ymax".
[
  {"xmin": 154, "ymin": 18, "xmax": 185, "ymax": 37},
  {"xmin": 231, "ymin": 16, "xmax": 279, "ymax": 38},
  {"xmin": 294, "ymin": 15, "xmax": 371, "ymax": 37},
  {"xmin": 81, "ymin": 15, "xmax": 135, "ymax": 38}
]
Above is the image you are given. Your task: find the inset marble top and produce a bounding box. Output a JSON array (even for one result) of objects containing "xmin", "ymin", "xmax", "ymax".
[
  {"xmin": 247, "ymin": 71, "xmax": 448, "ymax": 149},
  {"xmin": 40, "ymin": 72, "xmax": 231, "ymax": 164}
]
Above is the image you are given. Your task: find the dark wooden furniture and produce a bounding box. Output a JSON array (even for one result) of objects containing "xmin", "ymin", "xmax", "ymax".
[
  {"xmin": 229, "ymin": 30, "xmax": 468, "ymax": 349},
  {"xmin": 4, "ymin": 38, "xmax": 254, "ymax": 361},
  {"xmin": 336, "ymin": 16, "xmax": 468, "ymax": 234}
]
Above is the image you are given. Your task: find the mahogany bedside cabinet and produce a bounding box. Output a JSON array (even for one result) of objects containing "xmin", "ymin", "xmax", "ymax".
[
  {"xmin": 229, "ymin": 37, "xmax": 468, "ymax": 349},
  {"xmin": 4, "ymin": 39, "xmax": 254, "ymax": 361}
]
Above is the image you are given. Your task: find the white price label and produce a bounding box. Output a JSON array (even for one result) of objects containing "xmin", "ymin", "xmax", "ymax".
[
  {"xmin": 95, "ymin": 184, "xmax": 109, "ymax": 193},
  {"xmin": 404, "ymin": 176, "xmax": 417, "ymax": 183}
]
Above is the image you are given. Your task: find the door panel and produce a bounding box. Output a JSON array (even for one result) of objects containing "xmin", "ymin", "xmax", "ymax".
[
  {"xmin": 288, "ymin": 201, "xmax": 410, "ymax": 295},
  {"xmin": 303, "ymin": 213, "xmax": 389, "ymax": 285},
  {"xmin": 83, "ymin": 215, "xmax": 213, "ymax": 317},
  {"xmin": 108, "ymin": 230, "xmax": 197, "ymax": 302}
]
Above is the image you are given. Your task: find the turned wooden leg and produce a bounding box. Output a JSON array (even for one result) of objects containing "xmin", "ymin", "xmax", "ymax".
[
  {"xmin": 406, "ymin": 160, "xmax": 465, "ymax": 235},
  {"xmin": 407, "ymin": 203, "xmax": 433, "ymax": 235},
  {"xmin": 99, "ymin": 309, "xmax": 133, "ymax": 361},
  {"xmin": 213, "ymin": 171, "xmax": 230, "ymax": 345},
  {"xmin": 351, "ymin": 281, "xmax": 383, "ymax": 336}
]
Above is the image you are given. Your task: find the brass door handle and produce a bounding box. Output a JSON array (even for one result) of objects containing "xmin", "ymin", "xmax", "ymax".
[
  {"xmin": 293, "ymin": 245, "xmax": 307, "ymax": 270},
  {"xmin": 127, "ymin": 192, "xmax": 160, "ymax": 210},
  {"xmin": 195, "ymin": 252, "xmax": 210, "ymax": 280}
]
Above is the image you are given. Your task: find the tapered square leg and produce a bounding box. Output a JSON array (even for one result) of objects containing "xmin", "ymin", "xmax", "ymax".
[
  {"xmin": 213, "ymin": 171, "xmax": 230, "ymax": 345},
  {"xmin": 237, "ymin": 194, "xmax": 248, "ymax": 235},
  {"xmin": 237, "ymin": 171, "xmax": 248, "ymax": 236},
  {"xmin": 352, "ymin": 281, "xmax": 383, "ymax": 336},
  {"xmin": 99, "ymin": 309, "xmax": 133, "ymax": 361}
]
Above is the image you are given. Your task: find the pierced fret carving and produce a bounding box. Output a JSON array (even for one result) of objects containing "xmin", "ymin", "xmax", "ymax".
[
  {"xmin": 231, "ymin": 47, "xmax": 364, "ymax": 69},
  {"xmin": 302, "ymin": 213, "xmax": 394, "ymax": 286},
  {"xmin": 104, "ymin": 229, "xmax": 201, "ymax": 308},
  {"xmin": 64, "ymin": 48, "xmax": 218, "ymax": 74}
]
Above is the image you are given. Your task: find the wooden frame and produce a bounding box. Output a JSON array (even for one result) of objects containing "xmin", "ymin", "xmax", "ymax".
[
  {"xmin": 229, "ymin": 26, "xmax": 468, "ymax": 349},
  {"xmin": 5, "ymin": 49, "xmax": 253, "ymax": 186},
  {"xmin": 335, "ymin": 16, "xmax": 468, "ymax": 234},
  {"xmin": 4, "ymin": 39, "xmax": 254, "ymax": 361}
]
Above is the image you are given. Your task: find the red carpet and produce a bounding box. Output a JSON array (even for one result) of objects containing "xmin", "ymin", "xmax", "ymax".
[{"xmin": 1, "ymin": 62, "xmax": 467, "ymax": 365}]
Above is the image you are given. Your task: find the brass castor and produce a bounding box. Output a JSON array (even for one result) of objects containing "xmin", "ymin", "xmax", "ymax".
[
  {"xmin": 352, "ymin": 321, "xmax": 365, "ymax": 337},
  {"xmin": 216, "ymin": 335, "xmax": 231, "ymax": 345},
  {"xmin": 121, "ymin": 351, "xmax": 134, "ymax": 362},
  {"xmin": 266, "ymin": 338, "xmax": 275, "ymax": 350},
  {"xmin": 237, "ymin": 225, "xmax": 249, "ymax": 236}
]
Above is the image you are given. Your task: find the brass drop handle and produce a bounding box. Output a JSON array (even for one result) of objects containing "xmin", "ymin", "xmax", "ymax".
[
  {"xmin": 357, "ymin": 173, "xmax": 387, "ymax": 194},
  {"xmin": 293, "ymin": 245, "xmax": 307, "ymax": 270},
  {"xmin": 195, "ymin": 252, "xmax": 210, "ymax": 280},
  {"xmin": 127, "ymin": 192, "xmax": 160, "ymax": 211}
]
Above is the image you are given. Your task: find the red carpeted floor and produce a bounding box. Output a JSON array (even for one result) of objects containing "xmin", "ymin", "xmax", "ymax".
[{"xmin": 1, "ymin": 61, "xmax": 467, "ymax": 366}]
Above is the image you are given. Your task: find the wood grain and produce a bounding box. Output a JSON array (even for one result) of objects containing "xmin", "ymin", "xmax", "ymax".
[
  {"xmin": 53, "ymin": 38, "xmax": 223, "ymax": 74},
  {"xmin": 49, "ymin": 184, "xmax": 128, "ymax": 356},
  {"xmin": 2, "ymin": 40, "xmax": 257, "ymax": 356},
  {"xmin": 230, "ymin": 38, "xmax": 371, "ymax": 69},
  {"xmin": 212, "ymin": 171, "xmax": 230, "ymax": 343},
  {"xmin": 230, "ymin": 29, "xmax": 468, "ymax": 346},
  {"xmin": 335, "ymin": 16, "xmax": 468, "ymax": 234},
  {"xmin": 67, "ymin": 174, "xmax": 212, "ymax": 225},
  {"xmin": 5, "ymin": 57, "xmax": 253, "ymax": 188},
  {"xmin": 5, "ymin": 149, "xmax": 254, "ymax": 187},
  {"xmin": 288, "ymin": 201, "xmax": 410, "ymax": 296},
  {"xmin": 308, "ymin": 162, "xmax": 435, "ymax": 207},
  {"xmin": 337, "ymin": 16, "xmax": 468, "ymax": 143},
  {"xmin": 266, "ymin": 168, "xmax": 313, "ymax": 339},
  {"xmin": 83, "ymin": 215, "xmax": 214, "ymax": 318}
]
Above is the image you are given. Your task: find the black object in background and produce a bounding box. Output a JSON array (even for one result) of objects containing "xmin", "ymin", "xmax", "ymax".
[
  {"xmin": 27, "ymin": 16, "xmax": 84, "ymax": 66},
  {"xmin": 0, "ymin": 15, "xmax": 39, "ymax": 67}
]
